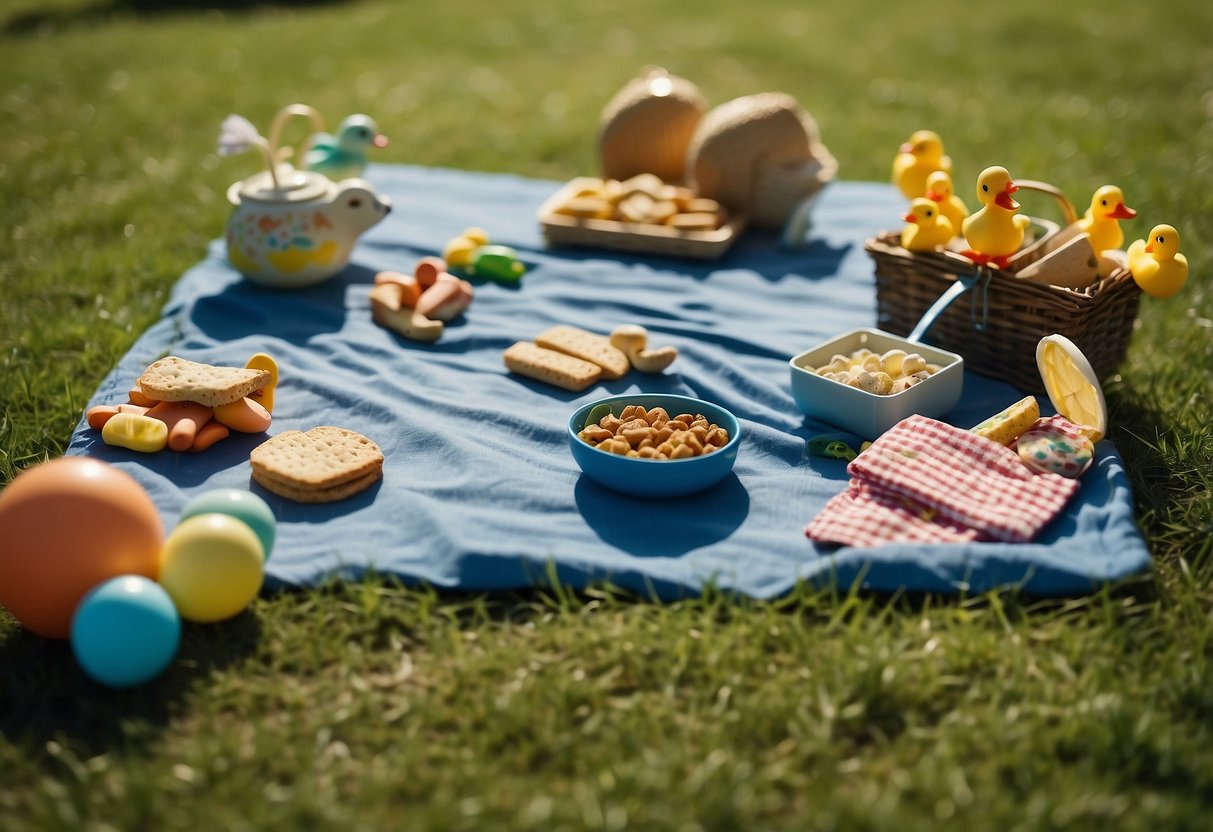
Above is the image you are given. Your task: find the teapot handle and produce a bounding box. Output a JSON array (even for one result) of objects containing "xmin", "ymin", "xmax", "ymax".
[{"xmin": 267, "ymin": 104, "xmax": 325, "ymax": 166}]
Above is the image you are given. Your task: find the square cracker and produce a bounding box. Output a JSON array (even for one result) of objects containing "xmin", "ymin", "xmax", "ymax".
[
  {"xmin": 139, "ymin": 356, "xmax": 271, "ymax": 408},
  {"xmin": 503, "ymin": 341, "xmax": 602, "ymax": 392},
  {"xmin": 250, "ymin": 426, "xmax": 384, "ymax": 492},
  {"xmin": 534, "ymin": 325, "xmax": 630, "ymax": 380}
]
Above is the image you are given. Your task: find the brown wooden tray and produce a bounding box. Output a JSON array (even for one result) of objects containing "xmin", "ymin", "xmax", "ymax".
[{"xmin": 537, "ymin": 178, "xmax": 747, "ymax": 261}]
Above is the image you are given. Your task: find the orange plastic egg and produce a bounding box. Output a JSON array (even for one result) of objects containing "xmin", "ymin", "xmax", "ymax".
[{"xmin": 0, "ymin": 456, "xmax": 164, "ymax": 639}]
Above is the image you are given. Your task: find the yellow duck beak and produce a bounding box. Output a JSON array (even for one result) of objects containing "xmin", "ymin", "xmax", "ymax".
[
  {"xmin": 901, "ymin": 212, "xmax": 917, "ymax": 223},
  {"xmin": 1107, "ymin": 202, "xmax": 1137, "ymax": 220}
]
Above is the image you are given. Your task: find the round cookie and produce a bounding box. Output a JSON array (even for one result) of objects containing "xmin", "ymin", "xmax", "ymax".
[{"xmin": 249, "ymin": 426, "xmax": 383, "ymax": 504}]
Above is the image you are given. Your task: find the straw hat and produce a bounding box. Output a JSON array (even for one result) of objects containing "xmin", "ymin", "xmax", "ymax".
[
  {"xmin": 598, "ymin": 67, "xmax": 706, "ymax": 184},
  {"xmin": 685, "ymin": 92, "xmax": 837, "ymax": 228}
]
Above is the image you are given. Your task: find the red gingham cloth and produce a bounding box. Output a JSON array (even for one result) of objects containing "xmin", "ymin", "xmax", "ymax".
[{"xmin": 805, "ymin": 415, "xmax": 1080, "ymax": 548}]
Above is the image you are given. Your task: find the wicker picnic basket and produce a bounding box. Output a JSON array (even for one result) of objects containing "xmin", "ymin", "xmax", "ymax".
[
  {"xmin": 685, "ymin": 91, "xmax": 837, "ymax": 229},
  {"xmin": 864, "ymin": 182, "xmax": 1142, "ymax": 393},
  {"xmin": 598, "ymin": 67, "xmax": 706, "ymax": 184}
]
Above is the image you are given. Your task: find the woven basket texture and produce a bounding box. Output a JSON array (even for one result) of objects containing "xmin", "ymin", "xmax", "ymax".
[
  {"xmin": 866, "ymin": 231, "xmax": 1141, "ymax": 393},
  {"xmin": 598, "ymin": 70, "xmax": 705, "ymax": 184}
]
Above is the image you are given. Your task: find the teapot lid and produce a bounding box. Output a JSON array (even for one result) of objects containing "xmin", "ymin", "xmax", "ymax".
[{"xmin": 228, "ymin": 168, "xmax": 336, "ymax": 205}]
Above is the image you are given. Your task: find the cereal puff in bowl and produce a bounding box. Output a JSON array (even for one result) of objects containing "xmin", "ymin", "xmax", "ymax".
[{"xmin": 568, "ymin": 394, "xmax": 742, "ymax": 498}]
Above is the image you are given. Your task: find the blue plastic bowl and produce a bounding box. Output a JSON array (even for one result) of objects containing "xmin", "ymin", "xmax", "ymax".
[{"xmin": 568, "ymin": 393, "xmax": 742, "ymax": 498}]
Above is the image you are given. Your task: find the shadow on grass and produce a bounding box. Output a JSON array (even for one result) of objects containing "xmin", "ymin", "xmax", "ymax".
[
  {"xmin": 2, "ymin": 0, "xmax": 349, "ymax": 37},
  {"xmin": 0, "ymin": 610, "xmax": 262, "ymax": 756},
  {"xmin": 1105, "ymin": 372, "xmax": 1211, "ymax": 564}
]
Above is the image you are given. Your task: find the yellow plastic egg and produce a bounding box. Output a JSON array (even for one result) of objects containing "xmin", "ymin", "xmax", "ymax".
[{"xmin": 158, "ymin": 514, "xmax": 264, "ymax": 623}]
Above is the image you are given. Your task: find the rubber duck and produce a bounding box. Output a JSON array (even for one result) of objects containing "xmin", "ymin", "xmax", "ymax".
[
  {"xmin": 900, "ymin": 197, "xmax": 955, "ymax": 252},
  {"xmin": 1076, "ymin": 185, "xmax": 1137, "ymax": 253},
  {"xmin": 961, "ymin": 166, "xmax": 1031, "ymax": 269},
  {"xmin": 924, "ymin": 170, "xmax": 968, "ymax": 235},
  {"xmin": 892, "ymin": 130, "xmax": 951, "ymax": 199},
  {"xmin": 1127, "ymin": 224, "xmax": 1188, "ymax": 298},
  {"xmin": 304, "ymin": 115, "xmax": 388, "ymax": 180}
]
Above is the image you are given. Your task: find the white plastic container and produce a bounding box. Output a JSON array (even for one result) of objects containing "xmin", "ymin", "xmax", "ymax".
[{"xmin": 789, "ymin": 328, "xmax": 964, "ymax": 439}]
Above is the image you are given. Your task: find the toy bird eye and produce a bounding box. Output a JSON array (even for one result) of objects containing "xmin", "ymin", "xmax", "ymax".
[
  {"xmin": 982, "ymin": 184, "xmax": 988, "ymax": 192},
  {"xmin": 1157, "ymin": 235, "xmax": 1165, "ymax": 243},
  {"xmin": 349, "ymin": 198, "xmax": 362, "ymax": 208},
  {"xmin": 926, "ymin": 210, "xmax": 933, "ymax": 217},
  {"xmin": 1101, "ymin": 199, "xmax": 1107, "ymax": 206}
]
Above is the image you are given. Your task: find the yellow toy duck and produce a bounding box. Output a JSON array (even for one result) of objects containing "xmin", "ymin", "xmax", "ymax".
[
  {"xmin": 892, "ymin": 130, "xmax": 951, "ymax": 199},
  {"xmin": 1127, "ymin": 224, "xmax": 1188, "ymax": 299},
  {"xmin": 961, "ymin": 166, "xmax": 1032, "ymax": 269},
  {"xmin": 900, "ymin": 197, "xmax": 955, "ymax": 252},
  {"xmin": 1076, "ymin": 185, "xmax": 1137, "ymax": 253},
  {"xmin": 924, "ymin": 170, "xmax": 968, "ymax": 237}
]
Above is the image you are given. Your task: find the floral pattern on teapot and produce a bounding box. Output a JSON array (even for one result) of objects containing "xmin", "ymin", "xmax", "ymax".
[
  {"xmin": 226, "ymin": 208, "xmax": 342, "ymax": 278},
  {"xmin": 223, "ymin": 175, "xmax": 391, "ymax": 288}
]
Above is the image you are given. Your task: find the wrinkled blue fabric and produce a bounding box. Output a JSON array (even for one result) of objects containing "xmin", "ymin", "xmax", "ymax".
[{"xmin": 66, "ymin": 165, "xmax": 1152, "ymax": 598}]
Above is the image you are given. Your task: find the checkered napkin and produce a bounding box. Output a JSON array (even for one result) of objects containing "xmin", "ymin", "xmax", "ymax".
[{"xmin": 805, "ymin": 415, "xmax": 1080, "ymax": 547}]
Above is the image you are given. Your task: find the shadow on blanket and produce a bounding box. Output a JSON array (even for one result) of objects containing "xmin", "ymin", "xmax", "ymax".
[{"xmin": 574, "ymin": 474, "xmax": 749, "ymax": 557}]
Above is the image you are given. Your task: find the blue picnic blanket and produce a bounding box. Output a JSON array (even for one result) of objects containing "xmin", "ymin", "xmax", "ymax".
[{"xmin": 66, "ymin": 165, "xmax": 1152, "ymax": 597}]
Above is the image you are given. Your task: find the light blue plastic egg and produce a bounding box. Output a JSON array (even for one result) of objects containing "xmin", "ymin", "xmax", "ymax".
[
  {"xmin": 180, "ymin": 488, "xmax": 276, "ymax": 561},
  {"xmin": 70, "ymin": 575, "xmax": 181, "ymax": 688}
]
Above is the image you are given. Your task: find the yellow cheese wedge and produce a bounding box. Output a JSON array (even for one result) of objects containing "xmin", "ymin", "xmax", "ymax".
[{"xmin": 972, "ymin": 395, "xmax": 1041, "ymax": 446}]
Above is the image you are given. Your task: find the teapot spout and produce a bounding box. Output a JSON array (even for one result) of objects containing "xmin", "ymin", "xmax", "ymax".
[{"xmin": 332, "ymin": 179, "xmax": 392, "ymax": 234}]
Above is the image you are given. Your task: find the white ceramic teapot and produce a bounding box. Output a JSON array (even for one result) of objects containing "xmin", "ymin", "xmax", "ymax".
[
  {"xmin": 218, "ymin": 106, "xmax": 391, "ymax": 288},
  {"xmin": 225, "ymin": 168, "xmax": 391, "ymax": 288}
]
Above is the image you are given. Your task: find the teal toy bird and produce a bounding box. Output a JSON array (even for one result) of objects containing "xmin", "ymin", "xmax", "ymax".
[{"xmin": 304, "ymin": 114, "xmax": 388, "ymax": 180}]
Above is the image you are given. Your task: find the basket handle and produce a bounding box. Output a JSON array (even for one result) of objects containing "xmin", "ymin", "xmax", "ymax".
[
  {"xmin": 1014, "ymin": 180, "xmax": 1078, "ymax": 226},
  {"xmin": 907, "ymin": 270, "xmax": 979, "ymax": 342}
]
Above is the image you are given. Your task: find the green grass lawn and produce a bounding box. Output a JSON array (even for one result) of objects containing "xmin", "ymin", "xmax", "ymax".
[{"xmin": 2, "ymin": 0, "xmax": 1213, "ymax": 828}]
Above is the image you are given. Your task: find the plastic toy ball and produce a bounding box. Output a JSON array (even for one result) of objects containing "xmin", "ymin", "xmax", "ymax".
[
  {"xmin": 180, "ymin": 488, "xmax": 276, "ymax": 562},
  {"xmin": 159, "ymin": 513, "xmax": 264, "ymax": 623},
  {"xmin": 0, "ymin": 457, "xmax": 164, "ymax": 640},
  {"xmin": 71, "ymin": 575, "xmax": 181, "ymax": 688}
]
